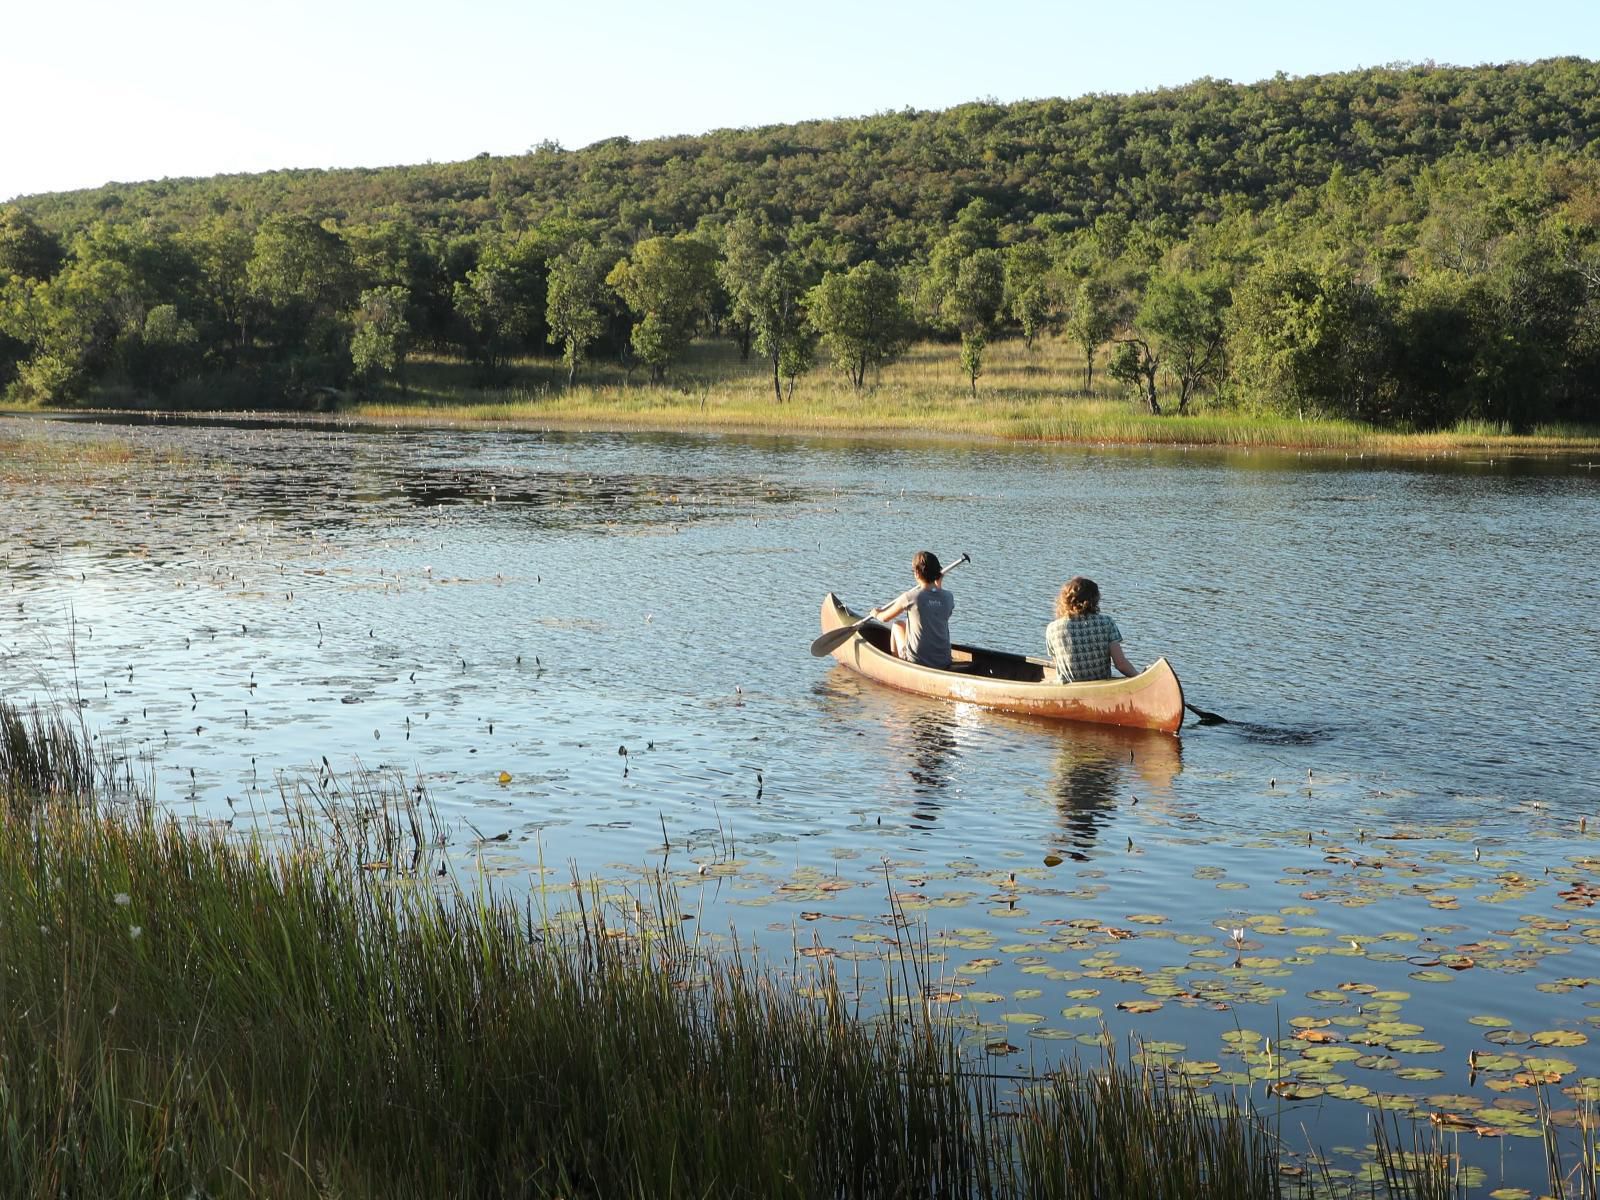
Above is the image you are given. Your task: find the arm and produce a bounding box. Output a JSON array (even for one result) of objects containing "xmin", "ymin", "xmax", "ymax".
[
  {"xmin": 1109, "ymin": 641, "xmax": 1138, "ymax": 678},
  {"xmin": 870, "ymin": 595, "xmax": 911, "ymax": 622}
]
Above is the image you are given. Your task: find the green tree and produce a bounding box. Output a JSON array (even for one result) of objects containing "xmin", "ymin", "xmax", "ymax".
[
  {"xmin": 1228, "ymin": 254, "xmax": 1386, "ymax": 420},
  {"xmin": 1003, "ymin": 242, "xmax": 1061, "ymax": 349},
  {"xmin": 545, "ymin": 244, "xmax": 610, "ymax": 388},
  {"xmin": 451, "ymin": 233, "xmax": 548, "ymax": 380},
  {"xmin": 606, "ymin": 234, "xmax": 718, "ymax": 382},
  {"xmin": 1063, "ymin": 277, "xmax": 1118, "ymax": 392},
  {"xmin": 1139, "ymin": 270, "xmax": 1230, "ymax": 414},
  {"xmin": 0, "ymin": 208, "xmax": 65, "ymax": 281},
  {"xmin": 179, "ymin": 217, "xmax": 254, "ymax": 356},
  {"xmin": 806, "ymin": 261, "xmax": 912, "ymax": 390},
  {"xmin": 778, "ymin": 327, "xmax": 817, "ymax": 400},
  {"xmin": 923, "ymin": 233, "xmax": 1005, "ymax": 395},
  {"xmin": 126, "ymin": 304, "xmax": 199, "ymax": 396},
  {"xmin": 247, "ymin": 216, "xmax": 356, "ymax": 388},
  {"xmin": 247, "ymin": 215, "xmax": 355, "ymax": 342},
  {"xmin": 350, "ymin": 286, "xmax": 411, "ymax": 391},
  {"xmin": 737, "ymin": 252, "xmax": 814, "ymax": 403}
]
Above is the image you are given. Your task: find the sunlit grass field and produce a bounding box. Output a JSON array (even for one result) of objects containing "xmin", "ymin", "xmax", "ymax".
[{"xmin": 351, "ymin": 335, "xmax": 1600, "ymax": 454}]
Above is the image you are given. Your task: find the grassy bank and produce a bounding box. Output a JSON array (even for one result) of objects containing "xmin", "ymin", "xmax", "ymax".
[
  {"xmin": 341, "ymin": 338, "xmax": 1600, "ymax": 455},
  {"xmin": 0, "ymin": 698, "xmax": 1470, "ymax": 1199}
]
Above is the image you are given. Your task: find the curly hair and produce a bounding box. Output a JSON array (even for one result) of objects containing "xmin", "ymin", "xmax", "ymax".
[{"xmin": 1054, "ymin": 575, "xmax": 1100, "ymax": 619}]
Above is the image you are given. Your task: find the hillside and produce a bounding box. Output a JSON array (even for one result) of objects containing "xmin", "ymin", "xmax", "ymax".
[
  {"xmin": 3, "ymin": 57, "xmax": 1599, "ymax": 433},
  {"xmin": 17, "ymin": 58, "xmax": 1600, "ymax": 253}
]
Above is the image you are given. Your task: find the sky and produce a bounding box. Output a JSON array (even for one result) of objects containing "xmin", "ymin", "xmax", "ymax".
[{"xmin": 4, "ymin": 0, "xmax": 1600, "ymax": 203}]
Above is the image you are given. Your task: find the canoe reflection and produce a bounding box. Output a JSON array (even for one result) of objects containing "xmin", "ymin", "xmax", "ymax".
[
  {"xmin": 815, "ymin": 670, "xmax": 1181, "ymax": 841},
  {"xmin": 1043, "ymin": 723, "xmax": 1184, "ymax": 864}
]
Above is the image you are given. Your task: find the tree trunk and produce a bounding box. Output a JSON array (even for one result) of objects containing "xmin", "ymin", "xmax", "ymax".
[{"xmin": 771, "ymin": 352, "xmax": 782, "ymax": 404}]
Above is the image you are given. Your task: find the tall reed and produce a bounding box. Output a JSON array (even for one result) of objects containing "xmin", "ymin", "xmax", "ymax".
[{"xmin": 0, "ymin": 705, "xmax": 1466, "ymax": 1198}]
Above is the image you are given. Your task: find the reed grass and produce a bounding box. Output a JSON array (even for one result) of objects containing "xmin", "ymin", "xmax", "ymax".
[
  {"xmin": 0, "ymin": 704, "xmax": 1473, "ymax": 1199},
  {"xmin": 0, "ymin": 698, "xmax": 101, "ymax": 810},
  {"xmin": 344, "ymin": 339, "xmax": 1600, "ymax": 456}
]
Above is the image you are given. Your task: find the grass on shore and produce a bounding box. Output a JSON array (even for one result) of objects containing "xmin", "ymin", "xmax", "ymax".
[
  {"xmin": 0, "ymin": 698, "xmax": 1474, "ymax": 1199},
  {"xmin": 345, "ymin": 338, "xmax": 1600, "ymax": 455}
]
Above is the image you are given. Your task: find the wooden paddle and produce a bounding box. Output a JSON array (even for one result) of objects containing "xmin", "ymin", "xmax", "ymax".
[{"xmin": 809, "ymin": 553, "xmax": 970, "ymax": 658}]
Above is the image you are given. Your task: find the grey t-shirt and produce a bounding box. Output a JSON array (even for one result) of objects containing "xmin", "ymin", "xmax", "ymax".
[{"xmin": 894, "ymin": 585, "xmax": 954, "ymax": 668}]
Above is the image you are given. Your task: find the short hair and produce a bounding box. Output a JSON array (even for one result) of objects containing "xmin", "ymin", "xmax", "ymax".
[
  {"xmin": 912, "ymin": 550, "xmax": 943, "ymax": 584},
  {"xmin": 1055, "ymin": 576, "xmax": 1100, "ymax": 619}
]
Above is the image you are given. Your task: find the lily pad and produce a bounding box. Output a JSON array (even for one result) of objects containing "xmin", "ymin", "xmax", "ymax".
[{"xmin": 1531, "ymin": 1029, "xmax": 1587, "ymax": 1047}]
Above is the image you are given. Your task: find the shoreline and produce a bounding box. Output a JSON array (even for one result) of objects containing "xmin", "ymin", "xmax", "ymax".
[{"xmin": 8, "ymin": 401, "xmax": 1600, "ymax": 460}]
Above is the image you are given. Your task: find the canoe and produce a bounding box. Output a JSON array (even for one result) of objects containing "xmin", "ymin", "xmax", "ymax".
[{"xmin": 818, "ymin": 592, "xmax": 1185, "ymax": 733}]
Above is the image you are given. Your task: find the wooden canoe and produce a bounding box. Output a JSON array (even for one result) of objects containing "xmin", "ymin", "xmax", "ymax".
[{"xmin": 818, "ymin": 592, "xmax": 1185, "ymax": 733}]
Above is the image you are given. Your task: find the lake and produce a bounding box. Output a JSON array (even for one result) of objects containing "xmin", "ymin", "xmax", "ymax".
[{"xmin": 3, "ymin": 412, "xmax": 1597, "ymax": 1190}]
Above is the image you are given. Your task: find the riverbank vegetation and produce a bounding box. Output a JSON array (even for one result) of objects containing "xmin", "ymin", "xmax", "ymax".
[
  {"xmin": 3, "ymin": 59, "xmax": 1600, "ymax": 441},
  {"xmin": 0, "ymin": 698, "xmax": 1474, "ymax": 1198},
  {"xmin": 350, "ymin": 339, "xmax": 1600, "ymax": 451}
]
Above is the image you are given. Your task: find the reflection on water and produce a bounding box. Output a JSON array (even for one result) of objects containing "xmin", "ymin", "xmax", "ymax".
[{"xmin": 1048, "ymin": 725, "xmax": 1181, "ymax": 859}]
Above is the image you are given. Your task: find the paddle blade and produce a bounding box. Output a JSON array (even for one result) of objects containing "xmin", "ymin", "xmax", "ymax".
[{"xmin": 810, "ymin": 621, "xmax": 866, "ymax": 658}]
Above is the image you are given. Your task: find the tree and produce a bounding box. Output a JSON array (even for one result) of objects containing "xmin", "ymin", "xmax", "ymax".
[
  {"xmin": 744, "ymin": 253, "xmax": 813, "ymax": 403},
  {"xmin": 1003, "ymin": 242, "xmax": 1061, "ymax": 349},
  {"xmin": 1138, "ymin": 270, "xmax": 1230, "ymax": 414},
  {"xmin": 606, "ymin": 234, "xmax": 718, "ymax": 382},
  {"xmin": 246, "ymin": 215, "xmax": 355, "ymax": 345},
  {"xmin": 1228, "ymin": 254, "xmax": 1384, "ymax": 420},
  {"xmin": 778, "ymin": 327, "xmax": 817, "ymax": 400},
  {"xmin": 0, "ymin": 208, "xmax": 65, "ymax": 281},
  {"xmin": 806, "ymin": 262, "xmax": 912, "ymax": 390},
  {"xmin": 717, "ymin": 213, "xmax": 771, "ymax": 360},
  {"xmin": 545, "ymin": 244, "xmax": 610, "ymax": 388},
  {"xmin": 0, "ymin": 255, "xmax": 144, "ymax": 404},
  {"xmin": 350, "ymin": 286, "xmax": 411, "ymax": 391},
  {"xmin": 126, "ymin": 304, "xmax": 199, "ymax": 396},
  {"xmin": 451, "ymin": 233, "xmax": 548, "ymax": 380},
  {"xmin": 923, "ymin": 233, "xmax": 1005, "ymax": 395},
  {"xmin": 180, "ymin": 217, "xmax": 254, "ymax": 355},
  {"xmin": 1063, "ymin": 277, "xmax": 1117, "ymax": 392}
]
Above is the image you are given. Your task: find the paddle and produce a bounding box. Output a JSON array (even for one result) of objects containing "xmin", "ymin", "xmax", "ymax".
[
  {"xmin": 809, "ymin": 553, "xmax": 970, "ymax": 658},
  {"xmin": 1184, "ymin": 702, "xmax": 1228, "ymax": 726}
]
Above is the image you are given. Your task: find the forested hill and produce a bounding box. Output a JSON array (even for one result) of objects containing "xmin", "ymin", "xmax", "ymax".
[
  {"xmin": 6, "ymin": 58, "xmax": 1600, "ymax": 431},
  {"xmin": 17, "ymin": 57, "xmax": 1600, "ymax": 254}
]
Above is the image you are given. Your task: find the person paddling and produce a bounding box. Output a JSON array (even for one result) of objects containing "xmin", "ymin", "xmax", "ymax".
[
  {"xmin": 869, "ymin": 551, "xmax": 954, "ymax": 669},
  {"xmin": 1045, "ymin": 575, "xmax": 1137, "ymax": 683}
]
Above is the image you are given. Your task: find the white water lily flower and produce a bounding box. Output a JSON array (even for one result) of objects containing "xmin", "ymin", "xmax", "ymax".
[
  {"xmin": 114, "ymin": 892, "xmax": 131, "ymax": 906},
  {"xmin": 129, "ymin": 926, "xmax": 143, "ymax": 940}
]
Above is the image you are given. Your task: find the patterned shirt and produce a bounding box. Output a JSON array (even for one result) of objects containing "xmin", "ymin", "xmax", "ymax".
[{"xmin": 1045, "ymin": 612, "xmax": 1124, "ymax": 683}]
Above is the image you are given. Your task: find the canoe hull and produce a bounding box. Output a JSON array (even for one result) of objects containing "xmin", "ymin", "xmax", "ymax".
[{"xmin": 819, "ymin": 593, "xmax": 1185, "ymax": 734}]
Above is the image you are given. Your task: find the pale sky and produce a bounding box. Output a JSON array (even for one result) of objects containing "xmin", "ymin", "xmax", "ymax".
[{"xmin": 4, "ymin": 0, "xmax": 1599, "ymax": 203}]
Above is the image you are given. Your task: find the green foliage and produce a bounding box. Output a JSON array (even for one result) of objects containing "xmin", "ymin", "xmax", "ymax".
[
  {"xmin": 126, "ymin": 303, "xmax": 199, "ymax": 396},
  {"xmin": 5, "ymin": 60, "xmax": 1600, "ymax": 424},
  {"xmin": 959, "ymin": 330, "xmax": 986, "ymax": 396},
  {"xmin": 350, "ymin": 286, "xmax": 411, "ymax": 389},
  {"xmin": 545, "ymin": 243, "xmax": 611, "ymax": 387},
  {"xmin": 452, "ymin": 233, "xmax": 548, "ymax": 380},
  {"xmin": 0, "ymin": 208, "xmax": 65, "ymax": 281},
  {"xmin": 1004, "ymin": 242, "xmax": 1062, "ymax": 348},
  {"xmin": 1138, "ymin": 270, "xmax": 1231, "ymax": 414},
  {"xmin": 807, "ymin": 261, "xmax": 913, "ymax": 390},
  {"xmin": 607, "ymin": 234, "xmax": 719, "ymax": 382}
]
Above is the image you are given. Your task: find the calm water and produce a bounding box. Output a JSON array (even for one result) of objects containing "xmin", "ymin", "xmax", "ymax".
[{"xmin": 3, "ymin": 413, "xmax": 1598, "ymax": 1188}]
